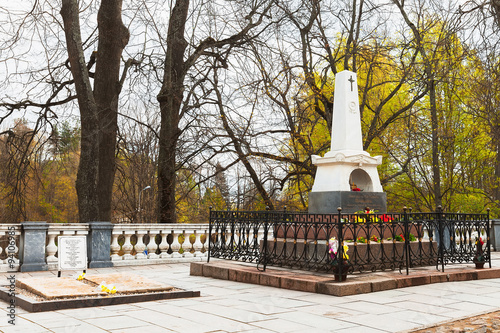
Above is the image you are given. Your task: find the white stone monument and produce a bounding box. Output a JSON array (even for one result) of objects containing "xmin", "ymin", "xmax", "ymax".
[{"xmin": 309, "ymin": 70, "xmax": 387, "ymax": 214}]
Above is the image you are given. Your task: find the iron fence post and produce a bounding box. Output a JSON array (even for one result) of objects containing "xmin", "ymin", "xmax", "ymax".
[
  {"xmin": 487, "ymin": 208, "xmax": 491, "ymax": 268},
  {"xmin": 262, "ymin": 206, "xmax": 270, "ymax": 272},
  {"xmin": 437, "ymin": 206, "xmax": 445, "ymax": 272},
  {"xmin": 403, "ymin": 207, "xmax": 410, "ymax": 275},
  {"xmin": 208, "ymin": 206, "xmax": 213, "ymax": 263},
  {"xmin": 337, "ymin": 207, "xmax": 343, "ymax": 279}
]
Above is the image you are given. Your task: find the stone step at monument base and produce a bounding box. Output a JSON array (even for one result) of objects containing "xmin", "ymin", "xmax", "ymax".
[{"xmin": 309, "ymin": 191, "xmax": 387, "ymax": 214}]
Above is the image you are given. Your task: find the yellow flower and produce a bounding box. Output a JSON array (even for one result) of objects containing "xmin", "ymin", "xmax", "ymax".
[{"xmin": 343, "ymin": 244, "xmax": 349, "ymax": 260}]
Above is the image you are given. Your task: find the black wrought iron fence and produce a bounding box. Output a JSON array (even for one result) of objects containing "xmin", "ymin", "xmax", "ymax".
[{"xmin": 208, "ymin": 207, "xmax": 491, "ymax": 277}]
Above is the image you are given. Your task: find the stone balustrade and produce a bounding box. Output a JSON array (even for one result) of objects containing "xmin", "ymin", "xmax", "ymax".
[
  {"xmin": 110, "ymin": 224, "xmax": 209, "ymax": 266},
  {"xmin": 0, "ymin": 223, "xmax": 210, "ymax": 272},
  {"xmin": 46, "ymin": 223, "xmax": 89, "ymax": 270},
  {"xmin": 0, "ymin": 224, "xmax": 20, "ymax": 272},
  {"xmin": 0, "ymin": 220, "xmax": 491, "ymax": 273}
]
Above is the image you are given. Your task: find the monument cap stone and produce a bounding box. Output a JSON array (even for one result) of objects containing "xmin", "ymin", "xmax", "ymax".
[{"xmin": 330, "ymin": 70, "xmax": 363, "ymax": 153}]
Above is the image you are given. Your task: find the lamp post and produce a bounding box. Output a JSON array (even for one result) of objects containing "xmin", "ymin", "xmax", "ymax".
[{"xmin": 138, "ymin": 185, "xmax": 151, "ymax": 223}]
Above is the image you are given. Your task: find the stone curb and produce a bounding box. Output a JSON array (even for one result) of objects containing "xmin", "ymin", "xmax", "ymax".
[{"xmin": 190, "ymin": 261, "xmax": 500, "ymax": 297}]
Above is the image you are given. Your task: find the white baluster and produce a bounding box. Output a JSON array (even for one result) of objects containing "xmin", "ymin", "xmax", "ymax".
[
  {"xmin": 147, "ymin": 231, "xmax": 159, "ymax": 259},
  {"xmin": 183, "ymin": 230, "xmax": 194, "ymax": 258},
  {"xmin": 10, "ymin": 234, "xmax": 19, "ymax": 264},
  {"xmin": 225, "ymin": 228, "xmax": 232, "ymax": 248},
  {"xmin": 122, "ymin": 232, "xmax": 134, "ymax": 260},
  {"xmin": 257, "ymin": 227, "xmax": 266, "ymax": 245},
  {"xmin": 202, "ymin": 228, "xmax": 209, "ymax": 257},
  {"xmin": 46, "ymin": 231, "xmax": 59, "ymax": 264},
  {"xmin": 135, "ymin": 231, "xmax": 146, "ymax": 259},
  {"xmin": 170, "ymin": 230, "xmax": 182, "ymax": 258},
  {"xmin": 110, "ymin": 231, "xmax": 122, "ymax": 261},
  {"xmin": 0, "ymin": 234, "xmax": 5, "ymax": 268},
  {"xmin": 193, "ymin": 230, "xmax": 203, "ymax": 257},
  {"xmin": 423, "ymin": 228, "xmax": 429, "ymax": 241},
  {"xmin": 159, "ymin": 231, "xmax": 170, "ymax": 258}
]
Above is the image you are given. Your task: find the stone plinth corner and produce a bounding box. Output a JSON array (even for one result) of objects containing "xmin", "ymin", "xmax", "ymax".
[
  {"xmin": 87, "ymin": 221, "xmax": 113, "ymax": 268},
  {"xmin": 19, "ymin": 221, "xmax": 48, "ymax": 272}
]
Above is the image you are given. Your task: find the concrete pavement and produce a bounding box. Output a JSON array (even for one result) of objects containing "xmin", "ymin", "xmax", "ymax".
[{"xmin": 0, "ymin": 256, "xmax": 499, "ymax": 332}]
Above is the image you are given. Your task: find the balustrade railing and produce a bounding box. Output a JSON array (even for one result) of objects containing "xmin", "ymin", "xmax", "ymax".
[
  {"xmin": 0, "ymin": 225, "xmax": 20, "ymax": 272},
  {"xmin": 109, "ymin": 224, "xmax": 208, "ymax": 266},
  {"xmin": 0, "ymin": 223, "xmax": 209, "ymax": 272},
  {"xmin": 47, "ymin": 223, "xmax": 89, "ymax": 270},
  {"xmin": 0, "ymin": 211, "xmax": 490, "ymax": 274}
]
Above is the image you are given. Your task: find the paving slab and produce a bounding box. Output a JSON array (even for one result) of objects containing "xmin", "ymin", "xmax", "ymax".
[{"xmin": 0, "ymin": 256, "xmax": 498, "ymax": 332}]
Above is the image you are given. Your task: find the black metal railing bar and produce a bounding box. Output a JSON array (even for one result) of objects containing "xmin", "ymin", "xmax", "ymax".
[{"xmin": 208, "ymin": 207, "xmax": 491, "ymax": 277}]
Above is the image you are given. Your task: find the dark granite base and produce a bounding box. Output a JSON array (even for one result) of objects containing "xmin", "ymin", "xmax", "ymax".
[
  {"xmin": 19, "ymin": 263, "xmax": 48, "ymax": 273},
  {"xmin": 88, "ymin": 260, "xmax": 113, "ymax": 269},
  {"xmin": 0, "ymin": 288, "xmax": 200, "ymax": 312},
  {"xmin": 87, "ymin": 221, "xmax": 113, "ymax": 269},
  {"xmin": 19, "ymin": 221, "xmax": 49, "ymax": 272},
  {"xmin": 309, "ymin": 191, "xmax": 387, "ymax": 214}
]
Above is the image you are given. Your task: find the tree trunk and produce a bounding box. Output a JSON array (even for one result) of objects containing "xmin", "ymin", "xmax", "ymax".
[
  {"xmin": 157, "ymin": 0, "xmax": 189, "ymax": 223},
  {"xmin": 429, "ymin": 78, "xmax": 442, "ymax": 209},
  {"xmin": 393, "ymin": 0, "xmax": 442, "ymax": 210},
  {"xmin": 94, "ymin": 0, "xmax": 129, "ymax": 221},
  {"xmin": 494, "ymin": 127, "xmax": 500, "ymax": 202},
  {"xmin": 61, "ymin": 0, "xmax": 99, "ymax": 223},
  {"xmin": 61, "ymin": 0, "xmax": 128, "ymax": 222}
]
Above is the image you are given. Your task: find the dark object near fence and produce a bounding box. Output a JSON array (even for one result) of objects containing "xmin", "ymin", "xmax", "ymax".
[{"xmin": 208, "ymin": 207, "xmax": 491, "ymax": 279}]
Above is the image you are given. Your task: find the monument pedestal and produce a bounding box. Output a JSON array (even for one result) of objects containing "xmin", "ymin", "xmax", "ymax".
[{"xmin": 308, "ymin": 191, "xmax": 387, "ymax": 214}]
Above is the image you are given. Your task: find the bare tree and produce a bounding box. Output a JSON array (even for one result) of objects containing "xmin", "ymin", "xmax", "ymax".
[
  {"xmin": 61, "ymin": 0, "xmax": 129, "ymax": 222},
  {"xmin": 156, "ymin": 0, "xmax": 273, "ymax": 222}
]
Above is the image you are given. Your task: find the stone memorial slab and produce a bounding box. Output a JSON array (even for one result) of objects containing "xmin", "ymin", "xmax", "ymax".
[
  {"xmin": 84, "ymin": 273, "xmax": 174, "ymax": 293},
  {"xmin": 309, "ymin": 191, "xmax": 387, "ymax": 214},
  {"xmin": 17, "ymin": 277, "xmax": 104, "ymax": 300},
  {"xmin": 58, "ymin": 236, "xmax": 87, "ymax": 271},
  {"xmin": 4, "ymin": 273, "xmax": 199, "ymax": 312}
]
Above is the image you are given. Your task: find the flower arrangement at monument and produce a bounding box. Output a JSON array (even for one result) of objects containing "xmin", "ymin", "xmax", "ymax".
[
  {"xmin": 353, "ymin": 209, "xmax": 376, "ymax": 222},
  {"xmin": 328, "ymin": 237, "xmax": 350, "ymax": 281},
  {"xmin": 472, "ymin": 231, "xmax": 486, "ymax": 268},
  {"xmin": 379, "ymin": 214, "xmax": 394, "ymax": 222},
  {"xmin": 357, "ymin": 236, "xmax": 367, "ymax": 243},
  {"xmin": 353, "ymin": 209, "xmax": 395, "ymax": 224}
]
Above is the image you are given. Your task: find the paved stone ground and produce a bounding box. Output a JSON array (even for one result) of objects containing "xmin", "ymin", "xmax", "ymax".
[{"xmin": 0, "ymin": 255, "xmax": 498, "ymax": 332}]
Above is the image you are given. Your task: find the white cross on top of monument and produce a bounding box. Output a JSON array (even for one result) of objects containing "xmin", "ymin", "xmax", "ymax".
[
  {"xmin": 329, "ymin": 70, "xmax": 364, "ymax": 154},
  {"xmin": 310, "ymin": 70, "xmax": 384, "ymax": 194}
]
